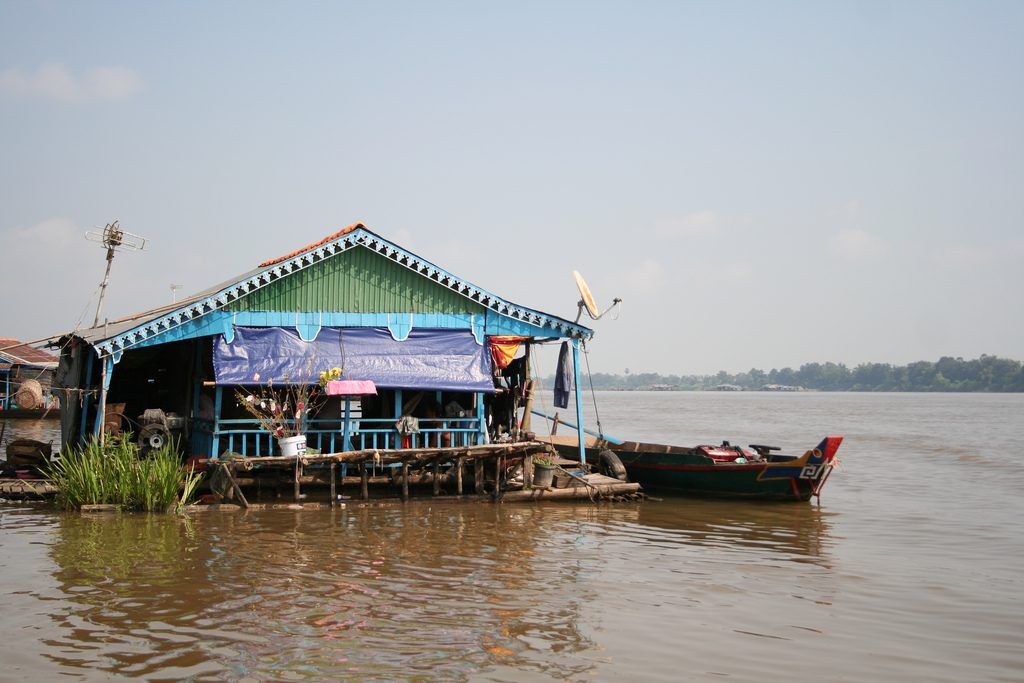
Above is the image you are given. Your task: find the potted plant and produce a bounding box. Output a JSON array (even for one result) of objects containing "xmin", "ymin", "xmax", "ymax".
[
  {"xmin": 532, "ymin": 455, "xmax": 557, "ymax": 488},
  {"xmin": 235, "ymin": 369, "xmax": 336, "ymax": 456}
]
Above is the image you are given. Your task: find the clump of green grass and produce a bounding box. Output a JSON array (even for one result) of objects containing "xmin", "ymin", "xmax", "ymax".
[{"xmin": 47, "ymin": 435, "xmax": 204, "ymax": 512}]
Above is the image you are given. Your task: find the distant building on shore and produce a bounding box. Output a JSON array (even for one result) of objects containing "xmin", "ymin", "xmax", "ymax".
[{"xmin": 761, "ymin": 384, "xmax": 806, "ymax": 392}]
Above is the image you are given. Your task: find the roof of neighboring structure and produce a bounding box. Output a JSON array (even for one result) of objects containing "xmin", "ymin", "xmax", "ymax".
[
  {"xmin": 0, "ymin": 338, "xmax": 59, "ymax": 368},
  {"xmin": 50, "ymin": 223, "xmax": 593, "ymax": 357}
]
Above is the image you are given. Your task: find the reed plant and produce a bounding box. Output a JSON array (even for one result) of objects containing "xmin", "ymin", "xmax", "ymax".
[{"xmin": 47, "ymin": 435, "xmax": 204, "ymax": 512}]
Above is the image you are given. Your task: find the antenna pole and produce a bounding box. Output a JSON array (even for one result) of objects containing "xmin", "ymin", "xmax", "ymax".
[
  {"xmin": 93, "ymin": 245, "xmax": 116, "ymax": 327},
  {"xmin": 86, "ymin": 219, "xmax": 145, "ymax": 328}
]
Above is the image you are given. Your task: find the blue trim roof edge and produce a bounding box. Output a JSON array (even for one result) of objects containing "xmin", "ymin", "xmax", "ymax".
[{"xmin": 91, "ymin": 227, "xmax": 592, "ymax": 358}]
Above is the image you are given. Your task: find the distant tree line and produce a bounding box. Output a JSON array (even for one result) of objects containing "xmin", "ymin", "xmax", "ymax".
[{"xmin": 553, "ymin": 355, "xmax": 1024, "ymax": 392}]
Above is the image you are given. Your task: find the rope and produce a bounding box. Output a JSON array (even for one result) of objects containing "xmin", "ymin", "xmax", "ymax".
[{"xmin": 581, "ymin": 340, "xmax": 603, "ymax": 438}]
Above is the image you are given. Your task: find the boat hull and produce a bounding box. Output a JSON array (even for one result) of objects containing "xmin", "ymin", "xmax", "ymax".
[
  {"xmin": 0, "ymin": 408, "xmax": 61, "ymax": 419},
  {"xmin": 546, "ymin": 436, "xmax": 841, "ymax": 502}
]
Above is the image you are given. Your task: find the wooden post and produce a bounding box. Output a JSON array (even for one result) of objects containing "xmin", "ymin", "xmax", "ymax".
[
  {"xmin": 521, "ymin": 342, "xmax": 533, "ymax": 433},
  {"xmin": 330, "ymin": 461, "xmax": 337, "ymax": 504},
  {"xmin": 294, "ymin": 458, "xmax": 301, "ymax": 502},
  {"xmin": 494, "ymin": 456, "xmax": 502, "ymax": 497},
  {"xmin": 524, "ymin": 453, "xmax": 533, "ymax": 488},
  {"xmin": 221, "ymin": 463, "xmax": 249, "ymax": 509},
  {"xmin": 401, "ymin": 462, "xmax": 410, "ymax": 501},
  {"xmin": 474, "ymin": 457, "xmax": 484, "ymax": 493},
  {"xmin": 433, "ymin": 459, "xmax": 441, "ymax": 496},
  {"xmin": 456, "ymin": 456, "xmax": 464, "ymax": 495},
  {"xmin": 94, "ymin": 355, "xmax": 114, "ymax": 443},
  {"xmin": 572, "ymin": 338, "xmax": 585, "ymax": 464},
  {"xmin": 360, "ymin": 462, "xmax": 369, "ymax": 500}
]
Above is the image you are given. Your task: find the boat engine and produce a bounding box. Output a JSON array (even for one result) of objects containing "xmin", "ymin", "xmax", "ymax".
[{"xmin": 137, "ymin": 408, "xmax": 186, "ymax": 454}]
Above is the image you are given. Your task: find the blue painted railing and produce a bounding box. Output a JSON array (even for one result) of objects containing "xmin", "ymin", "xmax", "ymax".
[{"xmin": 203, "ymin": 417, "xmax": 482, "ymax": 457}]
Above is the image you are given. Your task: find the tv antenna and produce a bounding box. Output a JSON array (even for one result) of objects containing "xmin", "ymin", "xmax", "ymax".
[
  {"xmin": 169, "ymin": 283, "xmax": 183, "ymax": 303},
  {"xmin": 85, "ymin": 220, "xmax": 147, "ymax": 327},
  {"xmin": 573, "ymin": 270, "xmax": 622, "ymax": 323}
]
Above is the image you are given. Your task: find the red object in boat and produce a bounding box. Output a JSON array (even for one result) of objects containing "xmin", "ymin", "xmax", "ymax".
[{"xmin": 696, "ymin": 445, "xmax": 756, "ymax": 462}]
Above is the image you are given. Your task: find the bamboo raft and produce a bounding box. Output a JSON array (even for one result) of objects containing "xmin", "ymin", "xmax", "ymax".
[{"xmin": 0, "ymin": 478, "xmax": 57, "ymax": 499}]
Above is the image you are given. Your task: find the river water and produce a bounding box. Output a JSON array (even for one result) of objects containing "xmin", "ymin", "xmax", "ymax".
[{"xmin": 1, "ymin": 392, "xmax": 1022, "ymax": 681}]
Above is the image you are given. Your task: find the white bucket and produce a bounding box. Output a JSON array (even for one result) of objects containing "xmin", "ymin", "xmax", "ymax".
[{"xmin": 279, "ymin": 435, "xmax": 307, "ymax": 457}]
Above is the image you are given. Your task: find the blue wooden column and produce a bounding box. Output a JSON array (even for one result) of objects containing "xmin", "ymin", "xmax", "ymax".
[
  {"xmin": 476, "ymin": 392, "xmax": 486, "ymax": 445},
  {"xmin": 572, "ymin": 338, "xmax": 585, "ymax": 463},
  {"xmin": 342, "ymin": 397, "xmax": 352, "ymax": 451},
  {"xmin": 394, "ymin": 389, "xmax": 403, "ymax": 449},
  {"xmin": 212, "ymin": 386, "xmax": 223, "ymax": 459},
  {"xmin": 190, "ymin": 341, "xmax": 203, "ymax": 454}
]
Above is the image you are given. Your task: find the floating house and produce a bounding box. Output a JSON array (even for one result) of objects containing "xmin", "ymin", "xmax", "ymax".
[
  {"xmin": 0, "ymin": 338, "xmax": 59, "ymax": 413},
  {"xmin": 49, "ymin": 224, "xmax": 595, "ymax": 464}
]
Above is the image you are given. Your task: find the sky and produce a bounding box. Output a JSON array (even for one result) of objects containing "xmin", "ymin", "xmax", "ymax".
[{"xmin": 1, "ymin": 0, "xmax": 1021, "ymax": 375}]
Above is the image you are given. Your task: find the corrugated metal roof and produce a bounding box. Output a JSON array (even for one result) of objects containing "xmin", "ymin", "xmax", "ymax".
[
  {"xmin": 0, "ymin": 338, "xmax": 59, "ymax": 368},
  {"xmin": 231, "ymin": 245, "xmax": 488, "ymax": 315},
  {"xmin": 51, "ymin": 224, "xmax": 594, "ymax": 355}
]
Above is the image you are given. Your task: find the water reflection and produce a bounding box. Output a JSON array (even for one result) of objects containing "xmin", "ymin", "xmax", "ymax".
[
  {"xmin": 43, "ymin": 505, "xmax": 603, "ymax": 680},
  {"xmin": 626, "ymin": 497, "xmax": 835, "ymax": 564}
]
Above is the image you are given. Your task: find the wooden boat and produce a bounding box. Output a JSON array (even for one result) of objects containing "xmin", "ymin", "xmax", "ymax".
[
  {"xmin": 541, "ymin": 434, "xmax": 843, "ymax": 501},
  {"xmin": 0, "ymin": 407, "xmax": 61, "ymax": 419}
]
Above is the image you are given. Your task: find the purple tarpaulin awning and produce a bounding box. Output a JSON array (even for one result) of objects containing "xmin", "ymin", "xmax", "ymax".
[{"xmin": 213, "ymin": 327, "xmax": 494, "ymax": 392}]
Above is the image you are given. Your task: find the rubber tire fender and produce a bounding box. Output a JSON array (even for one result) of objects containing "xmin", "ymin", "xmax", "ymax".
[{"xmin": 598, "ymin": 449, "xmax": 628, "ymax": 481}]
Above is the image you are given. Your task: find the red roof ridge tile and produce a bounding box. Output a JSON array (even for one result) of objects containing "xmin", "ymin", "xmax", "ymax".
[{"xmin": 258, "ymin": 223, "xmax": 366, "ymax": 268}]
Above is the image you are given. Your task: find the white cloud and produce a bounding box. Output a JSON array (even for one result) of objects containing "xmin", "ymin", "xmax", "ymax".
[
  {"xmin": 85, "ymin": 66, "xmax": 144, "ymax": 100},
  {"xmin": 8, "ymin": 216, "xmax": 79, "ymax": 247},
  {"xmin": 617, "ymin": 258, "xmax": 665, "ymax": 294},
  {"xmin": 0, "ymin": 218, "xmax": 100, "ymax": 335},
  {"xmin": 724, "ymin": 262, "xmax": 753, "ymax": 280},
  {"xmin": 932, "ymin": 240, "xmax": 1024, "ymax": 268},
  {"xmin": 0, "ymin": 63, "xmax": 144, "ymax": 103},
  {"xmin": 655, "ymin": 210, "xmax": 719, "ymax": 237},
  {"xmin": 832, "ymin": 228, "xmax": 885, "ymax": 261}
]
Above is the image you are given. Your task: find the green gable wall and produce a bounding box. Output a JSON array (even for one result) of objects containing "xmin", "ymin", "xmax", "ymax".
[{"xmin": 228, "ymin": 246, "xmax": 488, "ymax": 314}]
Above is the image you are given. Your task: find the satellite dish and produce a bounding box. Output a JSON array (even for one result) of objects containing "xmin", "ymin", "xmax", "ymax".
[
  {"xmin": 574, "ymin": 271, "xmax": 600, "ymax": 319},
  {"xmin": 573, "ymin": 270, "xmax": 622, "ymax": 323}
]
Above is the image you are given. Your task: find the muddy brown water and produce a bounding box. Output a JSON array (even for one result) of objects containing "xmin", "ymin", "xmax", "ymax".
[{"xmin": 1, "ymin": 392, "xmax": 1023, "ymax": 681}]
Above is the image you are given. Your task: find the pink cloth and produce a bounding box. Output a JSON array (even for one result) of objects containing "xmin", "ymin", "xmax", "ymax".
[{"xmin": 325, "ymin": 380, "xmax": 377, "ymax": 396}]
